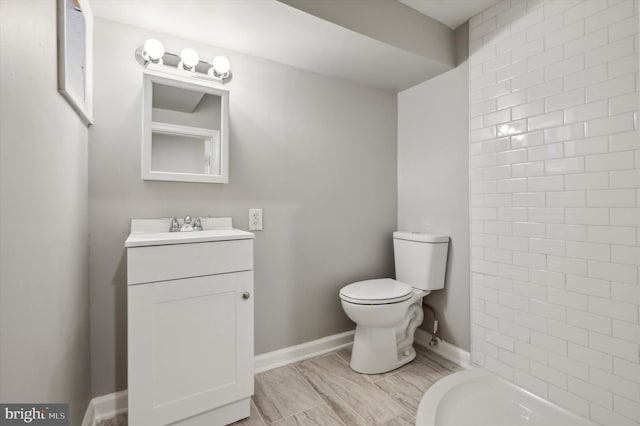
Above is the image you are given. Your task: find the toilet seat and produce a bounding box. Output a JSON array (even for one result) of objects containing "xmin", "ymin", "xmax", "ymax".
[{"xmin": 340, "ymin": 278, "xmax": 413, "ymax": 305}]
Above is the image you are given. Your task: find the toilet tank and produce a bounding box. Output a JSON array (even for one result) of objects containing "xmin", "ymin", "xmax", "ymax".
[{"xmin": 393, "ymin": 231, "xmax": 449, "ymax": 291}]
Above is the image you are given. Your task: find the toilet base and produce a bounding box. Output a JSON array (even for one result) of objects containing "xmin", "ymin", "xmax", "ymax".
[
  {"xmin": 350, "ymin": 324, "xmax": 417, "ymax": 374},
  {"xmin": 348, "ymin": 301, "xmax": 424, "ymax": 374}
]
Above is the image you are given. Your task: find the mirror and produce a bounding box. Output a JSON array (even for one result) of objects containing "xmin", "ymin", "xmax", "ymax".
[{"xmin": 142, "ymin": 72, "xmax": 229, "ymax": 183}]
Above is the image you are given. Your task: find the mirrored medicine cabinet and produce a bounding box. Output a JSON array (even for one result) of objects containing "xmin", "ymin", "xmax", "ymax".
[{"xmin": 142, "ymin": 71, "xmax": 229, "ymax": 183}]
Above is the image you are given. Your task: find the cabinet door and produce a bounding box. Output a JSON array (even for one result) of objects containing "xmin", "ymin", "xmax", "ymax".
[{"xmin": 128, "ymin": 271, "xmax": 253, "ymax": 425}]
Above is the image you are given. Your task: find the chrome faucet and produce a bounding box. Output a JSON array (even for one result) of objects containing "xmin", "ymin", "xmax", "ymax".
[
  {"xmin": 180, "ymin": 215, "xmax": 193, "ymax": 232},
  {"xmin": 169, "ymin": 215, "xmax": 203, "ymax": 232}
]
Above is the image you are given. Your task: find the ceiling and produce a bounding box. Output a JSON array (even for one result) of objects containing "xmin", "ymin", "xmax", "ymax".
[
  {"xmin": 397, "ymin": 0, "xmax": 502, "ymax": 29},
  {"xmin": 90, "ymin": 0, "xmax": 495, "ymax": 92}
]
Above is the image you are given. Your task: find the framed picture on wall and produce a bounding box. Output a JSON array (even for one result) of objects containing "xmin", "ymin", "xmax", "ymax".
[{"xmin": 57, "ymin": 0, "xmax": 93, "ymax": 125}]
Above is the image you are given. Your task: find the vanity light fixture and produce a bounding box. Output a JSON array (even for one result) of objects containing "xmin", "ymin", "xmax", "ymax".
[
  {"xmin": 179, "ymin": 48, "xmax": 199, "ymax": 71},
  {"xmin": 143, "ymin": 39, "xmax": 165, "ymax": 64},
  {"xmin": 209, "ymin": 56, "xmax": 231, "ymax": 78},
  {"xmin": 135, "ymin": 39, "xmax": 232, "ymax": 83}
]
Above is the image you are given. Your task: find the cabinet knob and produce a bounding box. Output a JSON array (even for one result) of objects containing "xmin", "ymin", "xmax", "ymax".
[{"xmin": 242, "ymin": 292, "xmax": 251, "ymax": 300}]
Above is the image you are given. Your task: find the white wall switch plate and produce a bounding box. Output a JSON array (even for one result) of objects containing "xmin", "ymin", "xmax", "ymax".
[{"xmin": 249, "ymin": 209, "xmax": 263, "ymax": 231}]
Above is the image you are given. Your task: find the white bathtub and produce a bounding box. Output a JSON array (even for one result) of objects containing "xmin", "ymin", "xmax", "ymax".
[{"xmin": 417, "ymin": 368, "xmax": 597, "ymax": 426}]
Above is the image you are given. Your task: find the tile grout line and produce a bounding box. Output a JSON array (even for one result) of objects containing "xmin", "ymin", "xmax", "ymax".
[
  {"xmin": 266, "ymin": 402, "xmax": 326, "ymax": 425},
  {"xmin": 370, "ymin": 350, "xmax": 453, "ymax": 420},
  {"xmin": 254, "ymin": 364, "xmax": 325, "ymax": 425},
  {"xmin": 267, "ymin": 359, "xmax": 347, "ymax": 425},
  {"xmin": 250, "ymin": 398, "xmax": 268, "ymax": 426},
  {"xmin": 292, "ymin": 355, "xmax": 370, "ymax": 425},
  {"xmin": 290, "ymin": 361, "xmax": 327, "ymax": 408},
  {"xmin": 290, "ymin": 362, "xmax": 346, "ymax": 420},
  {"xmin": 335, "ymin": 354, "xmax": 416, "ymax": 421},
  {"xmin": 256, "ymin": 368, "xmax": 289, "ymax": 424},
  {"xmin": 324, "ymin": 347, "xmax": 452, "ymax": 421},
  {"xmin": 334, "ymin": 349, "xmax": 349, "ymax": 363},
  {"xmin": 370, "ymin": 378, "xmax": 418, "ymax": 421}
]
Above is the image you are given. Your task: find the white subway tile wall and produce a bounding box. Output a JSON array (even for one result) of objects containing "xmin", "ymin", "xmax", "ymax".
[{"xmin": 469, "ymin": 1, "xmax": 640, "ymax": 425}]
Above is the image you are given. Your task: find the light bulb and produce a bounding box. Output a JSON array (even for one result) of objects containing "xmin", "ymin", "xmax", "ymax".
[
  {"xmin": 180, "ymin": 48, "xmax": 200, "ymax": 70},
  {"xmin": 143, "ymin": 39, "xmax": 164, "ymax": 62},
  {"xmin": 212, "ymin": 56, "xmax": 230, "ymax": 76}
]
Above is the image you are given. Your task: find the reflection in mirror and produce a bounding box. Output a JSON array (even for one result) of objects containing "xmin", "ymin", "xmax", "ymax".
[
  {"xmin": 142, "ymin": 72, "xmax": 229, "ymax": 183},
  {"xmin": 151, "ymin": 131, "xmax": 217, "ymax": 175}
]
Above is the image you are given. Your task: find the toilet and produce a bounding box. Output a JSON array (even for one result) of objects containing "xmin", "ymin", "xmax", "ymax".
[{"xmin": 339, "ymin": 231, "xmax": 449, "ymax": 374}]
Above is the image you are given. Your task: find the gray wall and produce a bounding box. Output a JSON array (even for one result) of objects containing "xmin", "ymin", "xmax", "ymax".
[
  {"xmin": 89, "ymin": 19, "xmax": 397, "ymax": 396},
  {"xmin": 397, "ymin": 58, "xmax": 470, "ymax": 350},
  {"xmin": 0, "ymin": 1, "xmax": 91, "ymax": 424}
]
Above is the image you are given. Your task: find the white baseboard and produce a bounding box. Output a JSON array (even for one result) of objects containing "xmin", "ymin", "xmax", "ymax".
[
  {"xmin": 82, "ymin": 389, "xmax": 128, "ymax": 426},
  {"xmin": 414, "ymin": 328, "xmax": 471, "ymax": 369},
  {"xmin": 80, "ymin": 400, "xmax": 94, "ymax": 426},
  {"xmin": 254, "ymin": 329, "xmax": 355, "ymax": 373}
]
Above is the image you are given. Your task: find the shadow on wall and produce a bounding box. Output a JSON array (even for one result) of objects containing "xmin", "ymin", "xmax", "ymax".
[
  {"xmin": 456, "ymin": 20, "xmax": 470, "ymax": 66},
  {"xmin": 48, "ymin": 325, "xmax": 91, "ymax": 425},
  {"xmin": 113, "ymin": 252, "xmax": 128, "ymax": 392},
  {"xmin": 468, "ymin": 3, "xmax": 529, "ymax": 58},
  {"xmin": 402, "ymin": 21, "xmax": 470, "ymax": 351},
  {"xmin": 423, "ymin": 237, "xmax": 454, "ymax": 336}
]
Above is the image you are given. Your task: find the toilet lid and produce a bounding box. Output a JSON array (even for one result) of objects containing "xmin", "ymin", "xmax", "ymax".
[{"xmin": 340, "ymin": 279, "xmax": 413, "ymax": 305}]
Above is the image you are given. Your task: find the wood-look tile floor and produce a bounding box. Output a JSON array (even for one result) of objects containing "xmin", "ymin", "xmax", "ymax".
[{"xmin": 97, "ymin": 344, "xmax": 460, "ymax": 426}]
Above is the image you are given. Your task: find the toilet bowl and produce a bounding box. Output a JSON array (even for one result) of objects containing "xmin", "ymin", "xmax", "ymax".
[
  {"xmin": 340, "ymin": 279, "xmax": 430, "ymax": 373},
  {"xmin": 339, "ymin": 232, "xmax": 449, "ymax": 374}
]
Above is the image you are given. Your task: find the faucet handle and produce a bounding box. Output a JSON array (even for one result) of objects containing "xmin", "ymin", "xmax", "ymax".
[
  {"xmin": 169, "ymin": 217, "xmax": 180, "ymax": 232},
  {"xmin": 193, "ymin": 217, "xmax": 203, "ymax": 231}
]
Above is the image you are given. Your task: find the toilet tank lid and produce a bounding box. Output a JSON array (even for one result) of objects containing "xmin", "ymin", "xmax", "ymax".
[{"xmin": 393, "ymin": 231, "xmax": 449, "ymax": 243}]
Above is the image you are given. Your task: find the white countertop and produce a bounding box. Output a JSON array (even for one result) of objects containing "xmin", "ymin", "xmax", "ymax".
[{"xmin": 125, "ymin": 217, "xmax": 254, "ymax": 248}]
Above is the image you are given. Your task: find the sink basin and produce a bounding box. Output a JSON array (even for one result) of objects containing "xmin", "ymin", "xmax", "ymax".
[{"xmin": 125, "ymin": 217, "xmax": 254, "ymax": 248}]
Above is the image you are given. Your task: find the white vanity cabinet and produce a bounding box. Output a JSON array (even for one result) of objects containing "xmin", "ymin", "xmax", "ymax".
[{"xmin": 126, "ymin": 218, "xmax": 254, "ymax": 426}]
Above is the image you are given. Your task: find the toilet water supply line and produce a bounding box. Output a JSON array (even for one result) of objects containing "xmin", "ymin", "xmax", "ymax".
[
  {"xmin": 397, "ymin": 303, "xmax": 441, "ymax": 358},
  {"xmin": 397, "ymin": 303, "xmax": 441, "ymax": 357},
  {"xmin": 423, "ymin": 304, "xmax": 441, "ymax": 346}
]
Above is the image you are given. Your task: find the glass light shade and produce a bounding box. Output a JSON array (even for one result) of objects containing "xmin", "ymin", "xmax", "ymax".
[
  {"xmin": 180, "ymin": 48, "xmax": 200, "ymax": 69},
  {"xmin": 143, "ymin": 39, "xmax": 165, "ymax": 61},
  {"xmin": 212, "ymin": 56, "xmax": 231, "ymax": 75}
]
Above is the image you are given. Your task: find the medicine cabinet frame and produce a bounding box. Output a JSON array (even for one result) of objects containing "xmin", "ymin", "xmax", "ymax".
[{"xmin": 142, "ymin": 70, "xmax": 230, "ymax": 183}]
